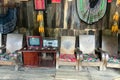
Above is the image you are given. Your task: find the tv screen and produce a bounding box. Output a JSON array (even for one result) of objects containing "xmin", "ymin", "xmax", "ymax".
[
  {"xmin": 29, "ymin": 38, "xmax": 40, "ymax": 46},
  {"xmin": 27, "ymin": 36, "xmax": 42, "ymax": 49},
  {"xmin": 43, "ymin": 38, "xmax": 58, "ymax": 48}
]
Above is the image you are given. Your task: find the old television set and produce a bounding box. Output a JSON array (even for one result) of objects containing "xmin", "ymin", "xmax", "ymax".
[
  {"xmin": 26, "ymin": 36, "xmax": 42, "ymax": 49},
  {"xmin": 43, "ymin": 37, "xmax": 58, "ymax": 48}
]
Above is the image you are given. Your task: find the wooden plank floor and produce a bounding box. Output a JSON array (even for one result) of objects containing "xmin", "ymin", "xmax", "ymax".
[
  {"xmin": 0, "ymin": 66, "xmax": 119, "ymax": 80},
  {"xmin": 0, "ymin": 66, "xmax": 55, "ymax": 80},
  {"xmin": 55, "ymin": 66, "xmax": 120, "ymax": 80}
]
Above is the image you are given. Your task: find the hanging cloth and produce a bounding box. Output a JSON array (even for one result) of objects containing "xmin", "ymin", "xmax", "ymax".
[
  {"xmin": 0, "ymin": 8, "xmax": 17, "ymax": 34},
  {"xmin": 116, "ymin": 0, "xmax": 120, "ymax": 7},
  {"xmin": 76, "ymin": 0, "xmax": 107, "ymax": 24}
]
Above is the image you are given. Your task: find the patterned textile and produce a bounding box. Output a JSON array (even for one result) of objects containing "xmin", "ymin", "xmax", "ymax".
[
  {"xmin": 82, "ymin": 54, "xmax": 99, "ymax": 62},
  {"xmin": 76, "ymin": 0, "xmax": 107, "ymax": 24},
  {"xmin": 0, "ymin": 51, "xmax": 18, "ymax": 61},
  {"xmin": 108, "ymin": 55, "xmax": 120, "ymax": 64},
  {"xmin": 60, "ymin": 54, "xmax": 76, "ymax": 62},
  {"xmin": 0, "ymin": 8, "xmax": 17, "ymax": 34}
]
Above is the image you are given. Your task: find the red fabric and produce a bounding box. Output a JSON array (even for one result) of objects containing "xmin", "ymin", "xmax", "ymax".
[
  {"xmin": 59, "ymin": 54, "xmax": 76, "ymax": 62},
  {"xmin": 108, "ymin": 0, "xmax": 112, "ymax": 3},
  {"xmin": 35, "ymin": 0, "xmax": 45, "ymax": 10},
  {"xmin": 52, "ymin": 0, "xmax": 61, "ymax": 3}
]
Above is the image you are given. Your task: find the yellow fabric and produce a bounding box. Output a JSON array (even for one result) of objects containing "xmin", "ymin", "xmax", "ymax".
[
  {"xmin": 116, "ymin": 0, "xmax": 120, "ymax": 7},
  {"xmin": 37, "ymin": 13, "xmax": 43, "ymax": 22},
  {"xmin": 113, "ymin": 11, "xmax": 119, "ymax": 22},
  {"xmin": 39, "ymin": 26, "xmax": 44, "ymax": 33},
  {"xmin": 111, "ymin": 23, "xmax": 118, "ymax": 33}
]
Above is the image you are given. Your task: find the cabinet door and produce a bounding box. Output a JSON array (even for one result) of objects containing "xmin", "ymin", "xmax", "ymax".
[{"xmin": 23, "ymin": 52, "xmax": 39, "ymax": 66}]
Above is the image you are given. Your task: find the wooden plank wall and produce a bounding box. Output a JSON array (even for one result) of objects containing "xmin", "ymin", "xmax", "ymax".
[
  {"xmin": 16, "ymin": 0, "xmax": 110, "ymax": 35},
  {"xmin": 13, "ymin": 0, "xmax": 119, "ymax": 49},
  {"xmin": 15, "ymin": 0, "xmax": 105, "ymax": 48},
  {"xmin": 109, "ymin": 0, "xmax": 120, "ymax": 29},
  {"xmin": 45, "ymin": 0, "xmax": 104, "ymax": 36}
]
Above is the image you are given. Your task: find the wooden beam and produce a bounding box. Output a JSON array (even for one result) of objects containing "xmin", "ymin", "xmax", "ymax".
[{"xmin": 106, "ymin": 3, "xmax": 111, "ymax": 29}]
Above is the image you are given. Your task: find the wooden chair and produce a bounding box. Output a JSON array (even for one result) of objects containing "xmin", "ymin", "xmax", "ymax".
[
  {"xmin": 77, "ymin": 29, "xmax": 105, "ymax": 71},
  {"xmin": 102, "ymin": 30, "xmax": 119, "ymax": 70},
  {"xmin": 0, "ymin": 33, "xmax": 23, "ymax": 71},
  {"xmin": 56, "ymin": 36, "xmax": 79, "ymax": 70}
]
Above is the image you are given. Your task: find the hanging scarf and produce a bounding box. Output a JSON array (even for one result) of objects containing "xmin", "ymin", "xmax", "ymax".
[
  {"xmin": 37, "ymin": 12, "xmax": 43, "ymax": 22},
  {"xmin": 116, "ymin": 0, "xmax": 120, "ymax": 7},
  {"xmin": 111, "ymin": 22, "xmax": 118, "ymax": 33},
  {"xmin": 0, "ymin": 8, "xmax": 17, "ymax": 34},
  {"xmin": 113, "ymin": 11, "xmax": 119, "ymax": 22},
  {"xmin": 76, "ymin": 0, "xmax": 107, "ymax": 24}
]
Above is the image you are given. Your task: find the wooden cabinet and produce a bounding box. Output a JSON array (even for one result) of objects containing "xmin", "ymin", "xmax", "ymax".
[
  {"xmin": 21, "ymin": 49, "xmax": 57, "ymax": 67},
  {"xmin": 23, "ymin": 52, "xmax": 39, "ymax": 66}
]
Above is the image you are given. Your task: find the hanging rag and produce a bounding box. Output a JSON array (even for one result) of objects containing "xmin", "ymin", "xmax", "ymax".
[
  {"xmin": 0, "ymin": 8, "xmax": 17, "ymax": 34},
  {"xmin": 76, "ymin": 0, "xmax": 107, "ymax": 24}
]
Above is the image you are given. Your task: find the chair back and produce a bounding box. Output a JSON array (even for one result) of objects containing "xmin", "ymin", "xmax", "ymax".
[
  {"xmin": 102, "ymin": 30, "xmax": 118, "ymax": 55},
  {"xmin": 60, "ymin": 36, "xmax": 76, "ymax": 54},
  {"xmin": 79, "ymin": 35, "xmax": 95, "ymax": 54},
  {"xmin": 6, "ymin": 34, "xmax": 23, "ymax": 53}
]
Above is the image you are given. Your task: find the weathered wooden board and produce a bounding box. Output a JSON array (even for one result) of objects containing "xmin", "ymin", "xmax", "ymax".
[{"xmin": 60, "ymin": 36, "xmax": 75, "ymax": 54}]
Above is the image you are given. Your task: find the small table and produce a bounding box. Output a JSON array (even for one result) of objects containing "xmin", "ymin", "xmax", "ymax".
[{"xmin": 19, "ymin": 48, "xmax": 58, "ymax": 67}]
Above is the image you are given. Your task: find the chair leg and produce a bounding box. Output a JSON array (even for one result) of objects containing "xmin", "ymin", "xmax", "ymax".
[
  {"xmin": 78, "ymin": 61, "xmax": 82, "ymax": 71},
  {"xmin": 79, "ymin": 65, "xmax": 82, "ymax": 71},
  {"xmin": 14, "ymin": 59, "xmax": 22, "ymax": 71},
  {"xmin": 99, "ymin": 64, "xmax": 103, "ymax": 71},
  {"xmin": 103, "ymin": 65, "xmax": 106, "ymax": 71},
  {"xmin": 103, "ymin": 62, "xmax": 107, "ymax": 71},
  {"xmin": 56, "ymin": 62, "xmax": 59, "ymax": 69},
  {"xmin": 78, "ymin": 63, "xmax": 82, "ymax": 71},
  {"xmin": 76, "ymin": 62, "xmax": 79, "ymax": 70},
  {"xmin": 99, "ymin": 61, "xmax": 107, "ymax": 71},
  {"xmin": 102, "ymin": 60, "xmax": 107, "ymax": 71},
  {"xmin": 75, "ymin": 65, "xmax": 78, "ymax": 70}
]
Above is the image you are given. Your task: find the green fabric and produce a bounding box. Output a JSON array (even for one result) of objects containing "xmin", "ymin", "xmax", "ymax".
[
  {"xmin": 108, "ymin": 56, "xmax": 120, "ymax": 64},
  {"xmin": 76, "ymin": 0, "xmax": 107, "ymax": 24},
  {"xmin": 82, "ymin": 54, "xmax": 99, "ymax": 62}
]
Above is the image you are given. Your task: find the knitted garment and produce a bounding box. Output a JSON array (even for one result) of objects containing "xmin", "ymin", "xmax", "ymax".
[
  {"xmin": 0, "ymin": 8, "xmax": 17, "ymax": 34},
  {"xmin": 76, "ymin": 0, "xmax": 107, "ymax": 24}
]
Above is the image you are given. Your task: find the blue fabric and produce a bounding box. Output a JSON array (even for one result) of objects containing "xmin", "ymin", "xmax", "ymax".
[{"xmin": 0, "ymin": 8, "xmax": 17, "ymax": 34}]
